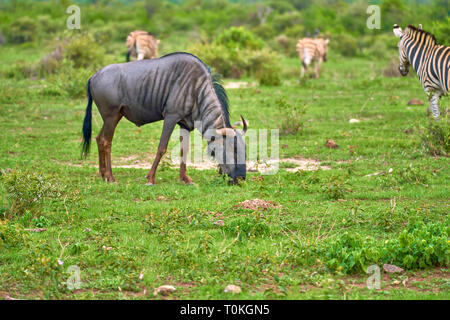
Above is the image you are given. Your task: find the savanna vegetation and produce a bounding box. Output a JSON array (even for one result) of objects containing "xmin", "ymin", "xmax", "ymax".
[{"xmin": 0, "ymin": 0, "xmax": 448, "ymax": 300}]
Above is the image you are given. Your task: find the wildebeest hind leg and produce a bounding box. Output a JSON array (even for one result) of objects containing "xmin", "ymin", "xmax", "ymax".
[
  {"xmin": 179, "ymin": 132, "xmax": 193, "ymax": 185},
  {"xmin": 146, "ymin": 117, "xmax": 178, "ymax": 185},
  {"xmin": 97, "ymin": 112, "xmax": 122, "ymax": 182}
]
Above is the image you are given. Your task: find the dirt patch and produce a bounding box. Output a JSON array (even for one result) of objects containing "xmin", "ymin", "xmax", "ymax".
[
  {"xmin": 59, "ymin": 156, "xmax": 332, "ymax": 173},
  {"xmin": 234, "ymin": 199, "xmax": 281, "ymax": 210},
  {"xmin": 224, "ymin": 81, "xmax": 257, "ymax": 89}
]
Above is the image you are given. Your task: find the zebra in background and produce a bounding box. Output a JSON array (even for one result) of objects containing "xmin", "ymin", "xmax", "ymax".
[
  {"xmin": 393, "ymin": 24, "xmax": 449, "ymax": 119},
  {"xmin": 296, "ymin": 37, "xmax": 329, "ymax": 78},
  {"xmin": 126, "ymin": 30, "xmax": 160, "ymax": 62}
]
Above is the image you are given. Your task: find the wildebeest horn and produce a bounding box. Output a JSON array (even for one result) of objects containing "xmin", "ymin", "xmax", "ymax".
[
  {"xmin": 216, "ymin": 128, "xmax": 236, "ymax": 137},
  {"xmin": 241, "ymin": 115, "xmax": 248, "ymax": 135}
]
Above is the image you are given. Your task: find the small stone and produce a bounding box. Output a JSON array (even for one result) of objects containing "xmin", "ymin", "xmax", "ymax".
[
  {"xmin": 224, "ymin": 284, "xmax": 241, "ymax": 294},
  {"xmin": 325, "ymin": 139, "xmax": 339, "ymax": 149},
  {"xmin": 383, "ymin": 264, "xmax": 404, "ymax": 273},
  {"xmin": 153, "ymin": 285, "xmax": 176, "ymax": 296},
  {"xmin": 349, "ymin": 119, "xmax": 360, "ymax": 123},
  {"xmin": 407, "ymin": 99, "xmax": 424, "ymax": 106},
  {"xmin": 214, "ymin": 220, "xmax": 225, "ymax": 227}
]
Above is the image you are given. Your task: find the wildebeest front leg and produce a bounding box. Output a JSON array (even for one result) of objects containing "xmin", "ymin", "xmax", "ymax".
[
  {"xmin": 146, "ymin": 117, "xmax": 178, "ymax": 185},
  {"xmin": 96, "ymin": 112, "xmax": 122, "ymax": 182},
  {"xmin": 179, "ymin": 130, "xmax": 193, "ymax": 185}
]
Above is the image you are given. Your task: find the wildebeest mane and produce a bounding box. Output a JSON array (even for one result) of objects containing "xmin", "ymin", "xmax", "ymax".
[{"xmin": 160, "ymin": 52, "xmax": 232, "ymax": 128}]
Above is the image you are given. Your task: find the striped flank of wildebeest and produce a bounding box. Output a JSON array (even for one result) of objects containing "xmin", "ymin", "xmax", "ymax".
[
  {"xmin": 81, "ymin": 52, "xmax": 248, "ymax": 185},
  {"xmin": 296, "ymin": 37, "xmax": 329, "ymax": 78},
  {"xmin": 393, "ymin": 24, "xmax": 449, "ymax": 119},
  {"xmin": 126, "ymin": 30, "xmax": 160, "ymax": 62}
]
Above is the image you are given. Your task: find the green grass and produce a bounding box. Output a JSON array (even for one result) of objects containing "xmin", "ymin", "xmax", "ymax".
[{"xmin": 0, "ymin": 42, "xmax": 448, "ymax": 300}]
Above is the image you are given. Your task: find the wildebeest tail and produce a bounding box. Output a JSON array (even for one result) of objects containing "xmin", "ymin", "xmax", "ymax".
[{"xmin": 81, "ymin": 78, "xmax": 93, "ymax": 158}]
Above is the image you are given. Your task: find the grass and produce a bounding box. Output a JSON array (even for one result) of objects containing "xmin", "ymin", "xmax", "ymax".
[{"xmin": 0, "ymin": 41, "xmax": 448, "ymax": 300}]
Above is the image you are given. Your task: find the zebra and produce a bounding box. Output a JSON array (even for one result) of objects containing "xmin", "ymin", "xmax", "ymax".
[
  {"xmin": 393, "ymin": 24, "xmax": 449, "ymax": 119},
  {"xmin": 81, "ymin": 52, "xmax": 247, "ymax": 185},
  {"xmin": 296, "ymin": 37, "xmax": 329, "ymax": 78},
  {"xmin": 126, "ymin": 30, "xmax": 160, "ymax": 62}
]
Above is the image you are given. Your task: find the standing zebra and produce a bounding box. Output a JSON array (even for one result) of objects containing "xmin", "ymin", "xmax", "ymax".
[
  {"xmin": 296, "ymin": 37, "xmax": 329, "ymax": 78},
  {"xmin": 81, "ymin": 52, "xmax": 247, "ymax": 185},
  {"xmin": 393, "ymin": 24, "xmax": 449, "ymax": 119},
  {"xmin": 126, "ymin": 30, "xmax": 160, "ymax": 62}
]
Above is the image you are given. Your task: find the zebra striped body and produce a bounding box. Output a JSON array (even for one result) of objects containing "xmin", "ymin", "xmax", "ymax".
[
  {"xmin": 393, "ymin": 24, "xmax": 449, "ymax": 119},
  {"xmin": 296, "ymin": 37, "xmax": 329, "ymax": 78},
  {"xmin": 82, "ymin": 52, "xmax": 247, "ymax": 184},
  {"xmin": 126, "ymin": 30, "xmax": 160, "ymax": 61}
]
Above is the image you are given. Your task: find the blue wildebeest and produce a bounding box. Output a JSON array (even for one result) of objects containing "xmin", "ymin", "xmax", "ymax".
[{"xmin": 81, "ymin": 52, "xmax": 247, "ymax": 185}]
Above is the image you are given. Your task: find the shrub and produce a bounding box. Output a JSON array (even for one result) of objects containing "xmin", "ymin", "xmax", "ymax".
[
  {"xmin": 8, "ymin": 16, "xmax": 37, "ymax": 44},
  {"xmin": 323, "ymin": 232, "xmax": 380, "ymax": 274},
  {"xmin": 431, "ymin": 17, "xmax": 450, "ymax": 45},
  {"xmin": 0, "ymin": 169, "xmax": 63, "ymax": 219},
  {"xmin": 419, "ymin": 119, "xmax": 449, "ymax": 156},
  {"xmin": 63, "ymin": 33, "xmax": 105, "ymax": 69},
  {"xmin": 331, "ymin": 34, "xmax": 359, "ymax": 57},
  {"xmin": 2, "ymin": 61, "xmax": 36, "ymax": 79},
  {"xmin": 215, "ymin": 26, "xmax": 264, "ymax": 50},
  {"xmin": 224, "ymin": 216, "xmax": 270, "ymax": 239},
  {"xmin": 383, "ymin": 221, "xmax": 449, "ymax": 269},
  {"xmin": 190, "ymin": 27, "xmax": 281, "ymax": 85},
  {"xmin": 277, "ymin": 98, "xmax": 307, "ymax": 135}
]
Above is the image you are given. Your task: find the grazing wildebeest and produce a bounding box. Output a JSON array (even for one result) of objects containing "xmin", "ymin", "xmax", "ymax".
[{"xmin": 81, "ymin": 52, "xmax": 247, "ymax": 185}]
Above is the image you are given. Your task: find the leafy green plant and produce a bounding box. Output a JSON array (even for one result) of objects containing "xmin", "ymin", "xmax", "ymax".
[
  {"xmin": 383, "ymin": 221, "xmax": 449, "ymax": 269},
  {"xmin": 0, "ymin": 169, "xmax": 63, "ymax": 218},
  {"xmin": 277, "ymin": 98, "xmax": 307, "ymax": 135},
  {"xmin": 419, "ymin": 119, "xmax": 449, "ymax": 156}
]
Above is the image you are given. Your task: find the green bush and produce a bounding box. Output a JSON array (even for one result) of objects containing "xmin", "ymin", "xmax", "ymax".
[
  {"xmin": 191, "ymin": 27, "xmax": 280, "ymax": 85},
  {"xmin": 419, "ymin": 119, "xmax": 449, "ymax": 156},
  {"xmin": 0, "ymin": 169, "xmax": 63, "ymax": 218},
  {"xmin": 63, "ymin": 33, "xmax": 105, "ymax": 69},
  {"xmin": 383, "ymin": 221, "xmax": 449, "ymax": 269},
  {"xmin": 215, "ymin": 26, "xmax": 264, "ymax": 50},
  {"xmin": 278, "ymin": 98, "xmax": 307, "ymax": 135},
  {"xmin": 331, "ymin": 33, "xmax": 359, "ymax": 57},
  {"xmin": 431, "ymin": 17, "xmax": 450, "ymax": 45},
  {"xmin": 8, "ymin": 16, "xmax": 37, "ymax": 43},
  {"xmin": 323, "ymin": 232, "xmax": 380, "ymax": 274},
  {"xmin": 224, "ymin": 216, "xmax": 270, "ymax": 239}
]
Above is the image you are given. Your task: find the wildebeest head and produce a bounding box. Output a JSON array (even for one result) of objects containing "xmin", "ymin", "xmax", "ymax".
[
  {"xmin": 207, "ymin": 116, "xmax": 247, "ymax": 184},
  {"xmin": 393, "ymin": 24, "xmax": 410, "ymax": 76}
]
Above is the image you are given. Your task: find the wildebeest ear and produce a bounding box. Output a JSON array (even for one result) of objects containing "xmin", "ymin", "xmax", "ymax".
[{"xmin": 393, "ymin": 24, "xmax": 403, "ymax": 38}]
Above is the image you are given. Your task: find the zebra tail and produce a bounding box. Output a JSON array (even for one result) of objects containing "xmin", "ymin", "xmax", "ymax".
[{"xmin": 81, "ymin": 78, "xmax": 93, "ymax": 159}]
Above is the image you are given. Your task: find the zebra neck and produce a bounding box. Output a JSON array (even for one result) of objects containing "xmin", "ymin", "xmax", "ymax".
[{"xmin": 407, "ymin": 38, "xmax": 435, "ymax": 74}]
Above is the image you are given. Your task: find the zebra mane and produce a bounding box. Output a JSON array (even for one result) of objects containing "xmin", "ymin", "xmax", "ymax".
[{"xmin": 406, "ymin": 25, "xmax": 437, "ymax": 45}]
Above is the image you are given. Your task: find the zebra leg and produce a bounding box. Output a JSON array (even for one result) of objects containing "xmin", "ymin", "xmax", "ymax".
[
  {"xmin": 315, "ymin": 58, "xmax": 322, "ymax": 78},
  {"xmin": 146, "ymin": 117, "xmax": 178, "ymax": 185},
  {"xmin": 429, "ymin": 93, "xmax": 441, "ymax": 120},
  {"xmin": 179, "ymin": 130, "xmax": 193, "ymax": 185},
  {"xmin": 137, "ymin": 52, "xmax": 144, "ymax": 60},
  {"xmin": 300, "ymin": 62, "xmax": 307, "ymax": 78}
]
